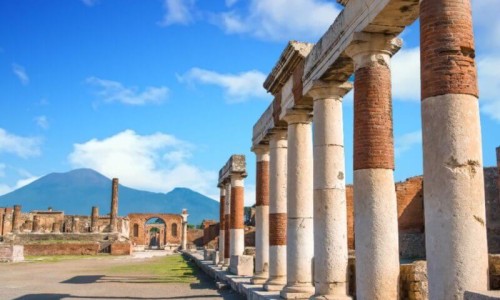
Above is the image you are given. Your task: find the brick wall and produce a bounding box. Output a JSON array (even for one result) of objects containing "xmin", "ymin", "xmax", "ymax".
[
  {"xmin": 24, "ymin": 243, "xmax": 100, "ymax": 256},
  {"xmin": 110, "ymin": 242, "xmax": 132, "ymax": 255}
]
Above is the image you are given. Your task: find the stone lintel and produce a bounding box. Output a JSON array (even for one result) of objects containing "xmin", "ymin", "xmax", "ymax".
[
  {"xmin": 264, "ymin": 41, "xmax": 314, "ymax": 95},
  {"xmin": 218, "ymin": 155, "xmax": 247, "ymax": 187},
  {"xmin": 307, "ymin": 80, "xmax": 353, "ymax": 100},
  {"xmin": 303, "ymin": 0, "xmax": 419, "ymax": 94},
  {"xmin": 252, "ymin": 102, "xmax": 274, "ymax": 147}
]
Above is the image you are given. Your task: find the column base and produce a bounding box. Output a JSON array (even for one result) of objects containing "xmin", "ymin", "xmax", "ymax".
[
  {"xmin": 264, "ymin": 277, "xmax": 286, "ymax": 291},
  {"xmin": 309, "ymin": 295, "xmax": 352, "ymax": 300},
  {"xmin": 251, "ymin": 272, "xmax": 269, "ymax": 285},
  {"xmin": 280, "ymin": 285, "xmax": 315, "ymax": 299}
]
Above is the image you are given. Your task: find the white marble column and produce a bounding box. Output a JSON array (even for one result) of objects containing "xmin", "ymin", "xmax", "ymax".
[
  {"xmin": 181, "ymin": 210, "xmax": 189, "ymax": 250},
  {"xmin": 264, "ymin": 129, "xmax": 288, "ymax": 291},
  {"xmin": 309, "ymin": 81, "xmax": 353, "ymax": 300},
  {"xmin": 280, "ymin": 109, "xmax": 315, "ymax": 299},
  {"xmin": 252, "ymin": 145, "xmax": 270, "ymax": 284}
]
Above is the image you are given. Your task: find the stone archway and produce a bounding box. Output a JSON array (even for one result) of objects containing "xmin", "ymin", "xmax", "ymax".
[{"xmin": 128, "ymin": 213, "xmax": 182, "ymax": 248}]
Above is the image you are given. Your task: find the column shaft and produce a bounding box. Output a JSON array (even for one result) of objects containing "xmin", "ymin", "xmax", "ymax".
[
  {"xmin": 347, "ymin": 33, "xmax": 401, "ymax": 300},
  {"xmin": 264, "ymin": 130, "xmax": 288, "ymax": 291},
  {"xmin": 310, "ymin": 81, "xmax": 352, "ymax": 299},
  {"xmin": 421, "ymin": 0, "xmax": 488, "ymax": 298},
  {"xmin": 218, "ymin": 186, "xmax": 226, "ymax": 265},
  {"xmin": 230, "ymin": 174, "xmax": 245, "ymax": 257},
  {"xmin": 110, "ymin": 178, "xmax": 119, "ymax": 233},
  {"xmin": 91, "ymin": 206, "xmax": 99, "ymax": 233},
  {"xmin": 281, "ymin": 110, "xmax": 315, "ymax": 299},
  {"xmin": 12, "ymin": 205, "xmax": 21, "ymax": 233},
  {"xmin": 32, "ymin": 215, "xmax": 40, "ymax": 233},
  {"xmin": 252, "ymin": 146, "xmax": 270, "ymax": 284},
  {"xmin": 224, "ymin": 182, "xmax": 231, "ymax": 266}
]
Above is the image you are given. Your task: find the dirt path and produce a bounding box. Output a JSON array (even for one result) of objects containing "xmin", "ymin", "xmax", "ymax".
[{"xmin": 0, "ymin": 254, "xmax": 244, "ymax": 300}]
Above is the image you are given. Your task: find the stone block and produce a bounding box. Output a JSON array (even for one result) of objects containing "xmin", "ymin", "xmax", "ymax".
[
  {"xmin": 465, "ymin": 291, "xmax": 500, "ymax": 300},
  {"xmin": 0, "ymin": 245, "xmax": 24, "ymax": 262},
  {"xmin": 212, "ymin": 250, "xmax": 220, "ymax": 265},
  {"xmin": 110, "ymin": 242, "xmax": 132, "ymax": 255},
  {"xmin": 229, "ymin": 255, "xmax": 254, "ymax": 276}
]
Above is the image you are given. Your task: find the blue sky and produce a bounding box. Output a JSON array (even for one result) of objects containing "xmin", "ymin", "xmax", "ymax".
[{"xmin": 0, "ymin": 0, "xmax": 498, "ymax": 205}]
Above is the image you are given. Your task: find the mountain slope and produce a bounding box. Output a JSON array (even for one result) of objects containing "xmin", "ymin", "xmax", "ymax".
[{"xmin": 0, "ymin": 169, "xmax": 218, "ymax": 225}]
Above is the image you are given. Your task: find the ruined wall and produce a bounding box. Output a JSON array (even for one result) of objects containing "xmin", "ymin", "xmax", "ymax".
[
  {"xmin": 485, "ymin": 166, "xmax": 500, "ymax": 253},
  {"xmin": 128, "ymin": 213, "xmax": 182, "ymax": 246},
  {"xmin": 110, "ymin": 241, "xmax": 132, "ymax": 255},
  {"xmin": 202, "ymin": 221, "xmax": 219, "ymax": 248},
  {"xmin": 24, "ymin": 243, "xmax": 100, "ymax": 256},
  {"xmin": 187, "ymin": 228, "xmax": 204, "ymax": 247}
]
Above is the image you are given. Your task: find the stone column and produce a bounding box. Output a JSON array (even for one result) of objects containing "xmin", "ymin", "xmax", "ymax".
[
  {"xmin": 32, "ymin": 215, "xmax": 40, "ymax": 233},
  {"xmin": 420, "ymin": 0, "xmax": 488, "ymax": 298},
  {"xmin": 110, "ymin": 178, "xmax": 119, "ymax": 233},
  {"xmin": 309, "ymin": 81, "xmax": 353, "ymax": 300},
  {"xmin": 251, "ymin": 145, "xmax": 270, "ymax": 284},
  {"xmin": 230, "ymin": 173, "xmax": 245, "ymax": 259},
  {"xmin": 280, "ymin": 109, "xmax": 315, "ymax": 299},
  {"xmin": 12, "ymin": 205, "xmax": 21, "ymax": 234},
  {"xmin": 91, "ymin": 206, "xmax": 99, "ymax": 233},
  {"xmin": 346, "ymin": 33, "xmax": 401, "ymax": 300},
  {"xmin": 52, "ymin": 221, "xmax": 61, "ymax": 233},
  {"xmin": 218, "ymin": 185, "xmax": 226, "ymax": 265},
  {"xmin": 264, "ymin": 130, "xmax": 288, "ymax": 291},
  {"xmin": 224, "ymin": 182, "xmax": 231, "ymax": 266},
  {"xmin": 181, "ymin": 209, "xmax": 189, "ymax": 250}
]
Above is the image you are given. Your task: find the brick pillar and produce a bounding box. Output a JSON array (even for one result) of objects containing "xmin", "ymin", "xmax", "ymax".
[
  {"xmin": 218, "ymin": 184, "xmax": 226, "ymax": 265},
  {"xmin": 32, "ymin": 215, "xmax": 40, "ymax": 233},
  {"xmin": 421, "ymin": 0, "xmax": 488, "ymax": 297},
  {"xmin": 91, "ymin": 206, "xmax": 99, "ymax": 233},
  {"xmin": 12, "ymin": 205, "xmax": 21, "ymax": 233},
  {"xmin": 229, "ymin": 172, "xmax": 245, "ymax": 266},
  {"xmin": 309, "ymin": 80, "xmax": 353, "ymax": 300},
  {"xmin": 110, "ymin": 178, "xmax": 119, "ymax": 233},
  {"xmin": 251, "ymin": 145, "xmax": 270, "ymax": 284},
  {"xmin": 264, "ymin": 130, "xmax": 288, "ymax": 291},
  {"xmin": 346, "ymin": 32, "xmax": 401, "ymax": 299},
  {"xmin": 224, "ymin": 181, "xmax": 231, "ymax": 266},
  {"xmin": 280, "ymin": 109, "xmax": 315, "ymax": 299}
]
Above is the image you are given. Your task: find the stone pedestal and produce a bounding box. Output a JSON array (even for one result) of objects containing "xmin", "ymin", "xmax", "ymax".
[
  {"xmin": 346, "ymin": 32, "xmax": 401, "ymax": 300},
  {"xmin": 280, "ymin": 109, "xmax": 315, "ymax": 299},
  {"xmin": 420, "ymin": 0, "xmax": 488, "ymax": 298},
  {"xmin": 230, "ymin": 255, "xmax": 254, "ymax": 276},
  {"xmin": 252, "ymin": 145, "xmax": 270, "ymax": 284},
  {"xmin": 309, "ymin": 81, "xmax": 353, "ymax": 300},
  {"xmin": 264, "ymin": 130, "xmax": 288, "ymax": 292}
]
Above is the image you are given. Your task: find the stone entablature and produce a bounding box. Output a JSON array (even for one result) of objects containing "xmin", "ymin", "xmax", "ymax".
[{"xmin": 218, "ymin": 155, "xmax": 247, "ymax": 186}]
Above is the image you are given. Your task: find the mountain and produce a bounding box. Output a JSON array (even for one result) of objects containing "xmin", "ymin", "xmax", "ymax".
[{"xmin": 0, "ymin": 169, "xmax": 219, "ymax": 225}]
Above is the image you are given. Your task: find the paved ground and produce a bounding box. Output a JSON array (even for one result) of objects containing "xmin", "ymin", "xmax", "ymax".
[{"xmin": 0, "ymin": 253, "xmax": 245, "ymax": 300}]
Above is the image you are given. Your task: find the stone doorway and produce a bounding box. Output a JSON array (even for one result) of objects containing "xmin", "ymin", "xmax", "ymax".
[{"xmin": 145, "ymin": 218, "xmax": 166, "ymax": 250}]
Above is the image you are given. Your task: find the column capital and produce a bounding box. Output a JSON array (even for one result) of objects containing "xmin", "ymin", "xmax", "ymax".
[
  {"xmin": 283, "ymin": 108, "xmax": 312, "ymax": 125},
  {"xmin": 269, "ymin": 128, "xmax": 288, "ymax": 141},
  {"xmin": 252, "ymin": 144, "xmax": 270, "ymax": 162},
  {"xmin": 231, "ymin": 172, "xmax": 246, "ymax": 187},
  {"xmin": 345, "ymin": 32, "xmax": 402, "ymax": 70},
  {"xmin": 307, "ymin": 80, "xmax": 353, "ymax": 101}
]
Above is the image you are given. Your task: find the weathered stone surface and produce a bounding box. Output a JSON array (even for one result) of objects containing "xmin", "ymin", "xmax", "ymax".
[
  {"xmin": 229, "ymin": 255, "xmax": 254, "ymax": 276},
  {"xmin": 0, "ymin": 245, "xmax": 24, "ymax": 262}
]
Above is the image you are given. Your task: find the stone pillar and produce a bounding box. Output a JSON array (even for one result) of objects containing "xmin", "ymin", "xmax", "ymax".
[
  {"xmin": 420, "ymin": 1, "xmax": 488, "ymax": 298},
  {"xmin": 230, "ymin": 173, "xmax": 245, "ymax": 259},
  {"xmin": 251, "ymin": 145, "xmax": 270, "ymax": 284},
  {"xmin": 218, "ymin": 185, "xmax": 226, "ymax": 265},
  {"xmin": 110, "ymin": 178, "xmax": 119, "ymax": 233},
  {"xmin": 91, "ymin": 206, "xmax": 99, "ymax": 233},
  {"xmin": 12, "ymin": 205, "xmax": 21, "ymax": 234},
  {"xmin": 32, "ymin": 215, "xmax": 40, "ymax": 233},
  {"xmin": 264, "ymin": 130, "xmax": 288, "ymax": 291},
  {"xmin": 309, "ymin": 81, "xmax": 353, "ymax": 300},
  {"xmin": 72, "ymin": 217, "xmax": 79, "ymax": 233},
  {"xmin": 224, "ymin": 182, "xmax": 231, "ymax": 266},
  {"xmin": 346, "ymin": 32, "xmax": 401, "ymax": 300},
  {"xmin": 280, "ymin": 109, "xmax": 315, "ymax": 299},
  {"xmin": 52, "ymin": 221, "xmax": 61, "ymax": 233},
  {"xmin": 181, "ymin": 209, "xmax": 189, "ymax": 250}
]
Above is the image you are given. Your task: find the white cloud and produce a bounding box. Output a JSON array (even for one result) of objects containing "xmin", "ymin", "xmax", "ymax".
[
  {"xmin": 0, "ymin": 164, "xmax": 5, "ymax": 178},
  {"xmin": 0, "ymin": 173, "xmax": 40, "ymax": 196},
  {"xmin": 158, "ymin": 0, "xmax": 196, "ymax": 26},
  {"xmin": 81, "ymin": 0, "xmax": 99, "ymax": 7},
  {"xmin": 244, "ymin": 183, "xmax": 256, "ymax": 207},
  {"xmin": 86, "ymin": 77, "xmax": 169, "ymax": 106},
  {"xmin": 180, "ymin": 68, "xmax": 269, "ymax": 103},
  {"xmin": 214, "ymin": 0, "xmax": 340, "ymax": 42},
  {"xmin": 34, "ymin": 115, "xmax": 49, "ymax": 130},
  {"xmin": 225, "ymin": 0, "xmax": 238, "ymax": 7},
  {"xmin": 68, "ymin": 130, "xmax": 218, "ymax": 198},
  {"xmin": 477, "ymin": 55, "xmax": 500, "ymax": 121},
  {"xmin": 395, "ymin": 130, "xmax": 422, "ymax": 156},
  {"xmin": 392, "ymin": 47, "xmax": 420, "ymax": 102},
  {"xmin": 12, "ymin": 63, "xmax": 29, "ymax": 85},
  {"xmin": 0, "ymin": 128, "xmax": 41, "ymax": 158}
]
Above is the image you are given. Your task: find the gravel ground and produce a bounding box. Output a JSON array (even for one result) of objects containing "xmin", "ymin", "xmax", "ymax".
[{"xmin": 0, "ymin": 254, "xmax": 245, "ymax": 300}]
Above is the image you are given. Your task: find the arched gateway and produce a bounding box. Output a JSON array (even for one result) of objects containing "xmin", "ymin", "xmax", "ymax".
[{"xmin": 128, "ymin": 213, "xmax": 182, "ymax": 250}]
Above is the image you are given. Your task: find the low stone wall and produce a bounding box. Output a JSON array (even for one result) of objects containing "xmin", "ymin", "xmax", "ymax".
[
  {"xmin": 24, "ymin": 243, "xmax": 99, "ymax": 256},
  {"xmin": 110, "ymin": 242, "xmax": 132, "ymax": 255}
]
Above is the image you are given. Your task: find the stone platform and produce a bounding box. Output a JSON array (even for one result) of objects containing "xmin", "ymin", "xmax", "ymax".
[{"xmin": 184, "ymin": 250, "xmax": 280, "ymax": 300}]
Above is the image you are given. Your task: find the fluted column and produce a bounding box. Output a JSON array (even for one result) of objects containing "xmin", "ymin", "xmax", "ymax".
[
  {"xmin": 280, "ymin": 109, "xmax": 315, "ymax": 299},
  {"xmin": 346, "ymin": 33, "xmax": 401, "ymax": 300},
  {"xmin": 264, "ymin": 130, "xmax": 288, "ymax": 291},
  {"xmin": 110, "ymin": 178, "xmax": 119, "ymax": 233},
  {"xmin": 218, "ymin": 184, "xmax": 226, "ymax": 265},
  {"xmin": 12, "ymin": 205, "xmax": 21, "ymax": 234},
  {"xmin": 224, "ymin": 181, "xmax": 232, "ymax": 266},
  {"xmin": 230, "ymin": 173, "xmax": 245, "ymax": 259},
  {"xmin": 421, "ymin": 0, "xmax": 488, "ymax": 298},
  {"xmin": 309, "ymin": 81, "xmax": 352, "ymax": 300},
  {"xmin": 252, "ymin": 145, "xmax": 270, "ymax": 284}
]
